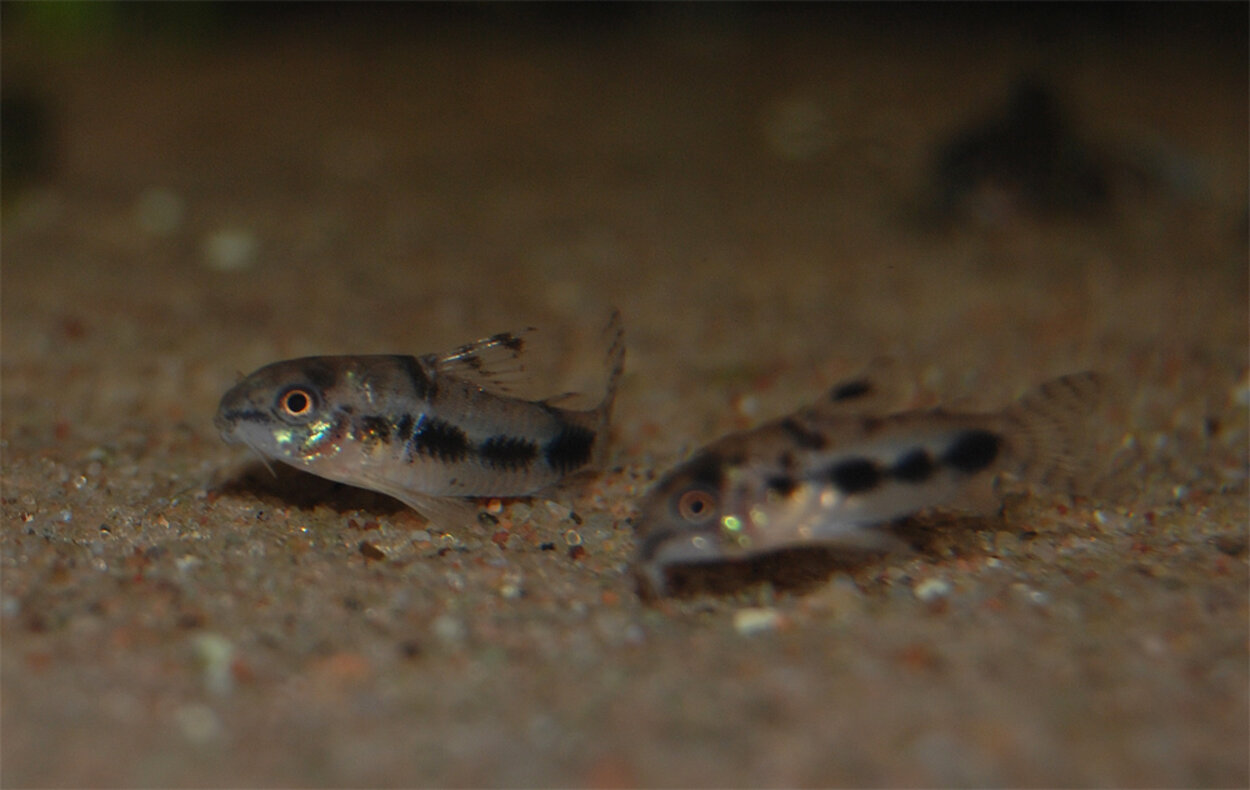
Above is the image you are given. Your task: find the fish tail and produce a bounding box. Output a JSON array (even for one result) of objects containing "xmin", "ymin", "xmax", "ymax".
[
  {"xmin": 591, "ymin": 308, "xmax": 626, "ymax": 465},
  {"xmin": 1003, "ymin": 371, "xmax": 1107, "ymax": 492}
]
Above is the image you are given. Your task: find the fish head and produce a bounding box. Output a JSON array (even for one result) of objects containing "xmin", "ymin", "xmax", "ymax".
[
  {"xmin": 632, "ymin": 443, "xmax": 855, "ymax": 597},
  {"xmin": 631, "ymin": 448, "xmax": 774, "ymax": 595},
  {"xmin": 215, "ymin": 357, "xmax": 352, "ymax": 470}
]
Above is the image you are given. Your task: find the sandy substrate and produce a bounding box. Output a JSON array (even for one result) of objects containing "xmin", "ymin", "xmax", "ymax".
[{"xmin": 3, "ymin": 7, "xmax": 1247, "ymax": 787}]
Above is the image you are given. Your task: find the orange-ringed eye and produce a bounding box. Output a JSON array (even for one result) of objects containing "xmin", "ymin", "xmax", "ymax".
[
  {"xmin": 280, "ymin": 388, "xmax": 314, "ymax": 417},
  {"xmin": 676, "ymin": 489, "xmax": 717, "ymax": 523}
]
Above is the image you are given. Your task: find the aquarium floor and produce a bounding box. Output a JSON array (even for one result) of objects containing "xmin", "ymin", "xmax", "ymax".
[{"xmin": 3, "ymin": 12, "xmax": 1247, "ymax": 787}]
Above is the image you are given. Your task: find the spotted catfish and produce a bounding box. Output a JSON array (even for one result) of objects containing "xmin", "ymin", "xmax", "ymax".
[
  {"xmin": 216, "ymin": 311, "xmax": 625, "ymax": 526},
  {"xmin": 633, "ymin": 364, "xmax": 1105, "ymax": 596}
]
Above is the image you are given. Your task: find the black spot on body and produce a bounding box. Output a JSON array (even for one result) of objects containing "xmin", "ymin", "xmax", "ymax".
[
  {"xmin": 830, "ymin": 379, "xmax": 872, "ymax": 402},
  {"xmin": 357, "ymin": 415, "xmax": 392, "ymax": 444},
  {"xmin": 941, "ymin": 429, "xmax": 1002, "ymax": 473},
  {"xmin": 544, "ymin": 424, "xmax": 595, "ymax": 473},
  {"xmin": 395, "ymin": 355, "xmax": 436, "ymax": 401},
  {"xmin": 892, "ymin": 449, "xmax": 937, "ymax": 483},
  {"xmin": 828, "ymin": 458, "xmax": 882, "ymax": 494},
  {"xmin": 394, "ymin": 413, "xmax": 415, "ymax": 442},
  {"xmin": 409, "ymin": 417, "xmax": 469, "ymax": 463},
  {"xmin": 780, "ymin": 417, "xmax": 828, "ymax": 450},
  {"xmin": 479, "ymin": 435, "xmax": 539, "ymax": 470}
]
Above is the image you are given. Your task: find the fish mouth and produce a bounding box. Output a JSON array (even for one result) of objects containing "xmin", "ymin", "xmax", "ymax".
[
  {"xmin": 214, "ymin": 414, "xmax": 278, "ymax": 476},
  {"xmin": 213, "ymin": 410, "xmax": 236, "ymax": 442},
  {"xmin": 632, "ymin": 524, "xmax": 726, "ymax": 599},
  {"xmin": 633, "ymin": 523, "xmax": 722, "ymax": 565}
]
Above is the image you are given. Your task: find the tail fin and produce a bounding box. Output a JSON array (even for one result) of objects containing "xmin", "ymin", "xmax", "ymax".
[
  {"xmin": 592, "ymin": 308, "xmax": 626, "ymax": 465},
  {"xmin": 1003, "ymin": 371, "xmax": 1108, "ymax": 492}
]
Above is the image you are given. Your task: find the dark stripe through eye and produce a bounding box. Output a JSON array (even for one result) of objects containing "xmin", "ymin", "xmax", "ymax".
[
  {"xmin": 223, "ymin": 409, "xmax": 270, "ymax": 424},
  {"xmin": 828, "ymin": 458, "xmax": 882, "ymax": 494},
  {"xmin": 683, "ymin": 451, "xmax": 726, "ymax": 490},
  {"xmin": 942, "ymin": 430, "xmax": 1002, "ymax": 473},
  {"xmin": 301, "ymin": 362, "xmax": 337, "ymax": 391}
]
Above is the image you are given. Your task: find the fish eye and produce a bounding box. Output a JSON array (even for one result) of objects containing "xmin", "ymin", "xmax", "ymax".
[
  {"xmin": 277, "ymin": 386, "xmax": 317, "ymax": 419},
  {"xmin": 676, "ymin": 489, "xmax": 718, "ymax": 524}
]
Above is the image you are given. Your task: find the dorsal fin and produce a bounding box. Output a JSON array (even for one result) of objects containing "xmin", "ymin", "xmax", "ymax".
[{"xmin": 432, "ymin": 327, "xmax": 536, "ymax": 394}]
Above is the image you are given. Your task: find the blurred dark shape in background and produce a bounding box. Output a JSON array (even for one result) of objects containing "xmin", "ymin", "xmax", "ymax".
[
  {"xmin": 927, "ymin": 78, "xmax": 1111, "ymax": 228},
  {"xmin": 1, "ymin": 88, "xmax": 56, "ymax": 188}
]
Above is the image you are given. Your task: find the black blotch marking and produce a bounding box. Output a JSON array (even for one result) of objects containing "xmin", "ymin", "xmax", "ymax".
[
  {"xmin": 682, "ymin": 451, "xmax": 726, "ymax": 490},
  {"xmin": 395, "ymin": 355, "xmax": 436, "ymax": 401},
  {"xmin": 830, "ymin": 379, "xmax": 872, "ymax": 402},
  {"xmin": 459, "ymin": 353, "xmax": 485, "ymax": 371},
  {"xmin": 941, "ymin": 429, "xmax": 1002, "ymax": 473},
  {"xmin": 892, "ymin": 449, "xmax": 937, "ymax": 483},
  {"xmin": 301, "ymin": 362, "xmax": 337, "ymax": 392},
  {"xmin": 766, "ymin": 475, "xmax": 798, "ymax": 497},
  {"xmin": 394, "ymin": 413, "xmax": 415, "ymax": 443},
  {"xmin": 409, "ymin": 418, "xmax": 469, "ymax": 463},
  {"xmin": 480, "ymin": 435, "xmax": 539, "ymax": 470},
  {"xmin": 357, "ymin": 415, "xmax": 392, "ymax": 444},
  {"xmin": 828, "ymin": 458, "xmax": 882, "ymax": 494},
  {"xmin": 780, "ymin": 417, "xmax": 828, "ymax": 450},
  {"xmin": 491, "ymin": 332, "xmax": 525, "ymax": 353},
  {"xmin": 544, "ymin": 424, "xmax": 595, "ymax": 473}
]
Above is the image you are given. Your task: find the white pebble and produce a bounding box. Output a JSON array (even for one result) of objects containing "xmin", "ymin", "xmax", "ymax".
[
  {"xmin": 733, "ymin": 607, "xmax": 783, "ymax": 636},
  {"xmin": 192, "ymin": 633, "xmax": 235, "ymax": 696},
  {"xmin": 432, "ymin": 614, "xmax": 467, "ymax": 644},
  {"xmin": 913, "ymin": 577, "xmax": 951, "ymax": 602}
]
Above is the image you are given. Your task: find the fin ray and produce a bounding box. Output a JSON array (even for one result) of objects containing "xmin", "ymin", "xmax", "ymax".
[
  {"xmin": 356, "ymin": 474, "xmax": 481, "ymax": 531},
  {"xmin": 590, "ymin": 308, "xmax": 626, "ymax": 466},
  {"xmin": 1003, "ymin": 371, "xmax": 1108, "ymax": 492},
  {"xmin": 433, "ymin": 327, "xmax": 536, "ymax": 394}
]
